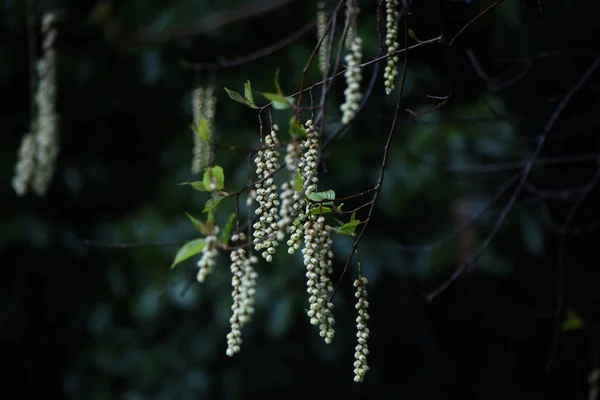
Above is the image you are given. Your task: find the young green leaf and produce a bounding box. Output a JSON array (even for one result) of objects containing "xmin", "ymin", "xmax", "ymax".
[
  {"xmin": 332, "ymin": 219, "xmax": 361, "ymax": 236},
  {"xmin": 307, "ymin": 190, "xmax": 336, "ymax": 202},
  {"xmin": 224, "ymin": 87, "xmax": 258, "ymax": 109},
  {"xmin": 203, "ymin": 195, "xmax": 226, "ymax": 213},
  {"xmin": 274, "ymin": 68, "xmax": 283, "ymax": 95},
  {"xmin": 310, "ymin": 205, "xmax": 335, "ymax": 215},
  {"xmin": 244, "ymin": 80, "xmax": 255, "ymax": 105},
  {"xmin": 293, "ymin": 171, "xmax": 304, "ymax": 193},
  {"xmin": 408, "ymin": 28, "xmax": 421, "ymax": 43},
  {"xmin": 185, "ymin": 212, "xmax": 207, "ymax": 234},
  {"xmin": 562, "ymin": 308, "xmax": 584, "ymax": 331},
  {"xmin": 202, "ymin": 165, "xmax": 225, "ymax": 191},
  {"xmin": 171, "ymin": 238, "xmax": 206, "ymax": 268},
  {"xmin": 221, "ymin": 213, "xmax": 236, "ymax": 246},
  {"xmin": 179, "ymin": 181, "xmax": 208, "ymax": 191},
  {"xmin": 261, "ymin": 92, "xmax": 294, "ymax": 110},
  {"xmin": 289, "ymin": 116, "xmax": 307, "ymax": 138},
  {"xmin": 194, "ymin": 117, "xmax": 210, "ymax": 141}
]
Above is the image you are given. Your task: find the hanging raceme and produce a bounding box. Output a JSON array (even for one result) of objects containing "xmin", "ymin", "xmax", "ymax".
[
  {"xmin": 340, "ymin": 37, "xmax": 363, "ymax": 124},
  {"xmin": 172, "ymin": 73, "xmax": 368, "ymax": 381},
  {"xmin": 12, "ymin": 133, "xmax": 37, "ymax": 196},
  {"xmin": 344, "ymin": 0, "xmax": 358, "ymax": 49},
  {"xmin": 12, "ymin": 11, "xmax": 60, "ymax": 197},
  {"xmin": 353, "ymin": 276, "xmax": 370, "ymax": 382},
  {"xmin": 197, "ymin": 226, "xmax": 219, "ymax": 283},
  {"xmin": 287, "ymin": 119, "xmax": 320, "ymax": 255},
  {"xmin": 303, "ymin": 214, "xmax": 336, "ymax": 343},
  {"xmin": 278, "ymin": 135, "xmax": 302, "ymax": 239},
  {"xmin": 191, "ymin": 84, "xmax": 217, "ymax": 174},
  {"xmin": 316, "ymin": 2, "xmax": 329, "ymax": 74},
  {"xmin": 252, "ymin": 124, "xmax": 282, "ymax": 262},
  {"xmin": 384, "ymin": 0, "xmax": 400, "ymax": 95},
  {"xmin": 32, "ymin": 12, "xmax": 60, "ymax": 196},
  {"xmin": 226, "ymin": 232, "xmax": 258, "ymax": 356}
]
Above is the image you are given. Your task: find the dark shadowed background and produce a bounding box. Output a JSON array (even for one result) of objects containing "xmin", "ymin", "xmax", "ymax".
[{"xmin": 2, "ymin": 0, "xmax": 600, "ymax": 398}]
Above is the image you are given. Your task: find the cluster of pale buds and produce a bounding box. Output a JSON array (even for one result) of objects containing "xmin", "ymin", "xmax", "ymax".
[{"xmin": 340, "ymin": 37, "xmax": 363, "ymax": 124}]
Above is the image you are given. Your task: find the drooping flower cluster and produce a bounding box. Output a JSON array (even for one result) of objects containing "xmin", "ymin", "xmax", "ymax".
[
  {"xmin": 287, "ymin": 120, "xmax": 320, "ymax": 255},
  {"xmin": 253, "ymin": 125, "xmax": 281, "ymax": 261},
  {"xmin": 344, "ymin": 0, "xmax": 358, "ymax": 49},
  {"xmin": 298, "ymin": 119, "xmax": 320, "ymax": 195},
  {"xmin": 191, "ymin": 85, "xmax": 217, "ymax": 174},
  {"xmin": 340, "ymin": 37, "xmax": 363, "ymax": 124},
  {"xmin": 13, "ymin": 12, "xmax": 60, "ymax": 197},
  {"xmin": 384, "ymin": 0, "xmax": 400, "ymax": 95},
  {"xmin": 32, "ymin": 12, "xmax": 60, "ymax": 196},
  {"xmin": 226, "ymin": 233, "xmax": 258, "ymax": 356},
  {"xmin": 316, "ymin": 2, "xmax": 329, "ymax": 74},
  {"xmin": 197, "ymin": 227, "xmax": 220, "ymax": 283},
  {"xmin": 278, "ymin": 139, "xmax": 302, "ymax": 238},
  {"xmin": 12, "ymin": 133, "xmax": 36, "ymax": 196},
  {"xmin": 353, "ymin": 277, "xmax": 370, "ymax": 382},
  {"xmin": 303, "ymin": 215, "xmax": 335, "ymax": 343}
]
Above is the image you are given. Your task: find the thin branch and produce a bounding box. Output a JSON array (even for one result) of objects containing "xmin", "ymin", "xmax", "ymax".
[
  {"xmin": 427, "ymin": 55, "xmax": 600, "ymax": 301},
  {"xmin": 444, "ymin": 153, "xmax": 600, "ymax": 174},
  {"xmin": 84, "ymin": 239, "xmax": 185, "ymax": 249},
  {"xmin": 333, "ymin": 3, "xmax": 411, "ymax": 298},
  {"xmin": 449, "ymin": 0, "xmax": 506, "ymax": 46},
  {"xmin": 296, "ymin": 0, "xmax": 345, "ymax": 123},
  {"xmin": 394, "ymin": 172, "xmax": 520, "ymax": 252},
  {"xmin": 546, "ymin": 168, "xmax": 600, "ymax": 370},
  {"xmin": 182, "ymin": 20, "xmax": 315, "ymax": 71},
  {"xmin": 132, "ymin": 0, "xmax": 298, "ymax": 44}
]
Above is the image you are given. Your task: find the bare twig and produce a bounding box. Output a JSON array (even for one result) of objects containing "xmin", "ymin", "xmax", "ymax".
[
  {"xmin": 546, "ymin": 167, "xmax": 600, "ymax": 370},
  {"xmin": 132, "ymin": 0, "xmax": 299, "ymax": 44},
  {"xmin": 426, "ymin": 55, "xmax": 600, "ymax": 301},
  {"xmin": 182, "ymin": 20, "xmax": 315, "ymax": 71}
]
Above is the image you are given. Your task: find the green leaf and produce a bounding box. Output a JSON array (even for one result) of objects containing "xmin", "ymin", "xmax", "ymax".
[
  {"xmin": 274, "ymin": 68, "xmax": 283, "ymax": 95},
  {"xmin": 333, "ymin": 219, "xmax": 361, "ymax": 236},
  {"xmin": 224, "ymin": 87, "xmax": 258, "ymax": 109},
  {"xmin": 289, "ymin": 116, "xmax": 307, "ymax": 138},
  {"xmin": 179, "ymin": 181, "xmax": 208, "ymax": 191},
  {"xmin": 307, "ymin": 190, "xmax": 336, "ymax": 202},
  {"xmin": 221, "ymin": 213, "xmax": 236, "ymax": 246},
  {"xmin": 261, "ymin": 92, "xmax": 295, "ymax": 110},
  {"xmin": 194, "ymin": 117, "xmax": 210, "ymax": 141},
  {"xmin": 203, "ymin": 195, "xmax": 226, "ymax": 213},
  {"xmin": 408, "ymin": 28, "xmax": 421, "ymax": 43},
  {"xmin": 293, "ymin": 171, "xmax": 304, "ymax": 193},
  {"xmin": 562, "ymin": 308, "xmax": 584, "ymax": 331},
  {"xmin": 185, "ymin": 212, "xmax": 206, "ymax": 234},
  {"xmin": 310, "ymin": 205, "xmax": 335, "ymax": 215},
  {"xmin": 244, "ymin": 80, "xmax": 255, "ymax": 105},
  {"xmin": 171, "ymin": 238, "xmax": 206, "ymax": 268},
  {"xmin": 202, "ymin": 165, "xmax": 225, "ymax": 191}
]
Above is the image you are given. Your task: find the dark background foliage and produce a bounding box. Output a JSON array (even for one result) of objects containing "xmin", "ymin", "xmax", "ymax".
[{"xmin": 2, "ymin": 0, "xmax": 600, "ymax": 398}]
